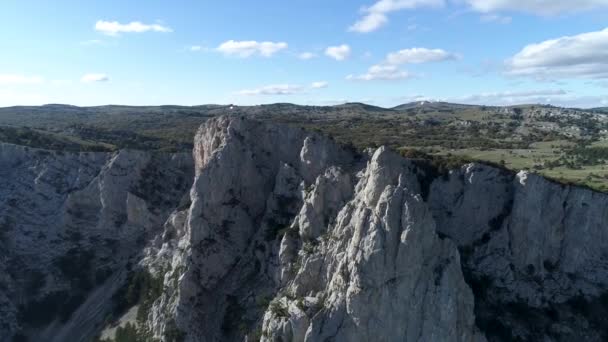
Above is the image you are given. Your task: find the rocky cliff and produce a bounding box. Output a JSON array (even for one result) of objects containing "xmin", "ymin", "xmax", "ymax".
[
  {"xmin": 1, "ymin": 116, "xmax": 607, "ymax": 342},
  {"xmin": 0, "ymin": 144, "xmax": 193, "ymax": 341}
]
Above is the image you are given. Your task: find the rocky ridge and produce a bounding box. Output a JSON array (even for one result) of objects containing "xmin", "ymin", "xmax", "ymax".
[{"xmin": 1, "ymin": 116, "xmax": 608, "ymax": 341}]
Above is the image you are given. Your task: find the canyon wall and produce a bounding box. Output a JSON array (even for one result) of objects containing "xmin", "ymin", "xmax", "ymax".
[{"xmin": 1, "ymin": 116, "xmax": 607, "ymax": 341}]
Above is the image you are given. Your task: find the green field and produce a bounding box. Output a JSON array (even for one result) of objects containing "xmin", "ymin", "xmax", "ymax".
[{"xmin": 429, "ymin": 145, "xmax": 608, "ymax": 191}]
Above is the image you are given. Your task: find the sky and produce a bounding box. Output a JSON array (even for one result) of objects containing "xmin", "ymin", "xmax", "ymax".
[{"xmin": 1, "ymin": 0, "xmax": 608, "ymax": 108}]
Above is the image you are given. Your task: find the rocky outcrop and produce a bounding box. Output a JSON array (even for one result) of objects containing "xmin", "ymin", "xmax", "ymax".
[
  {"xmin": 141, "ymin": 117, "xmax": 483, "ymax": 341},
  {"xmin": 141, "ymin": 117, "xmax": 362, "ymax": 341},
  {"xmin": 261, "ymin": 148, "xmax": 484, "ymax": 342},
  {"xmin": 2, "ymin": 116, "xmax": 608, "ymax": 342},
  {"xmin": 0, "ymin": 144, "xmax": 193, "ymax": 341}
]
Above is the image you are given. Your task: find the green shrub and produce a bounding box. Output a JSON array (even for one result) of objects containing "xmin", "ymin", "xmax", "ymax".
[
  {"xmin": 268, "ymin": 300, "xmax": 289, "ymax": 318},
  {"xmin": 114, "ymin": 323, "xmax": 143, "ymax": 342}
]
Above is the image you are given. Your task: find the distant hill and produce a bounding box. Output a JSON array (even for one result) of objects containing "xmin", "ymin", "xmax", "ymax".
[
  {"xmin": 392, "ymin": 101, "xmax": 478, "ymax": 112},
  {"xmin": 3, "ymin": 101, "xmax": 608, "ymax": 189},
  {"xmin": 333, "ymin": 102, "xmax": 393, "ymax": 112},
  {"xmin": 0, "ymin": 101, "xmax": 604, "ymax": 153},
  {"xmin": 0, "ymin": 104, "xmax": 220, "ymax": 151}
]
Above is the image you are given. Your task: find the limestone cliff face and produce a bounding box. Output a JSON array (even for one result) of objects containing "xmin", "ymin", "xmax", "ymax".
[
  {"xmin": 141, "ymin": 116, "xmax": 361, "ymax": 341},
  {"xmin": 0, "ymin": 144, "xmax": 193, "ymax": 341},
  {"xmin": 139, "ymin": 117, "xmax": 483, "ymax": 342},
  {"xmin": 2, "ymin": 116, "xmax": 608, "ymax": 342},
  {"xmin": 260, "ymin": 148, "xmax": 484, "ymax": 342},
  {"xmin": 429, "ymin": 165, "xmax": 608, "ymax": 341}
]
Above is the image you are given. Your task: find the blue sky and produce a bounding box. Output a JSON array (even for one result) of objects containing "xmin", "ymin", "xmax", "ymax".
[{"xmin": 1, "ymin": 0, "xmax": 608, "ymax": 108}]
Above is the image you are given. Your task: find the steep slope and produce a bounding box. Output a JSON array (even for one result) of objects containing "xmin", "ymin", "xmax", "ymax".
[
  {"xmin": 138, "ymin": 117, "xmax": 483, "ymax": 341},
  {"xmin": 2, "ymin": 116, "xmax": 608, "ymax": 342},
  {"xmin": 260, "ymin": 148, "xmax": 484, "ymax": 342},
  {"xmin": 0, "ymin": 144, "xmax": 193, "ymax": 341},
  {"xmin": 429, "ymin": 165, "xmax": 608, "ymax": 341},
  {"xmin": 140, "ymin": 117, "xmax": 608, "ymax": 342}
]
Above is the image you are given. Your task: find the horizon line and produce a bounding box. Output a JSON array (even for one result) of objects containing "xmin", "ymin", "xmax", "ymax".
[{"xmin": 0, "ymin": 101, "xmax": 603, "ymax": 111}]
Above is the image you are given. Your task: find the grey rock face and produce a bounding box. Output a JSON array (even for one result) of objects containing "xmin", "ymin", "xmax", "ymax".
[
  {"xmin": 143, "ymin": 116, "xmax": 360, "ymax": 341},
  {"xmin": 261, "ymin": 148, "xmax": 484, "ymax": 342},
  {"xmin": 3, "ymin": 116, "xmax": 608, "ymax": 342},
  {"xmin": 0, "ymin": 144, "xmax": 192, "ymax": 341},
  {"xmin": 143, "ymin": 118, "xmax": 483, "ymax": 342},
  {"xmin": 429, "ymin": 165, "xmax": 608, "ymax": 341}
]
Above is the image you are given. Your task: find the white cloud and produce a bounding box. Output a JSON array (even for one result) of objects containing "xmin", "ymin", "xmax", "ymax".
[
  {"xmin": 349, "ymin": 47, "xmax": 456, "ymax": 81},
  {"xmin": 465, "ymin": 0, "xmax": 608, "ymax": 16},
  {"xmin": 216, "ymin": 40, "xmax": 288, "ymax": 58},
  {"xmin": 190, "ymin": 45, "xmax": 202, "ymax": 51},
  {"xmin": 237, "ymin": 84, "xmax": 304, "ymax": 96},
  {"xmin": 455, "ymin": 91, "xmax": 607, "ymax": 108},
  {"xmin": 298, "ymin": 52, "xmax": 318, "ymax": 60},
  {"xmin": 81, "ymin": 73, "xmax": 109, "ymax": 83},
  {"xmin": 394, "ymin": 91, "xmax": 606, "ymax": 108},
  {"xmin": 238, "ymin": 81, "xmax": 329, "ymax": 95},
  {"xmin": 349, "ymin": 0, "xmax": 608, "ymax": 33},
  {"xmin": 349, "ymin": 0, "xmax": 444, "ymax": 33},
  {"xmin": 325, "ymin": 45, "xmax": 351, "ymax": 61},
  {"xmin": 349, "ymin": 12, "xmax": 389, "ymax": 33},
  {"xmin": 311, "ymin": 81, "xmax": 329, "ymax": 89},
  {"xmin": 0, "ymin": 74, "xmax": 44, "ymax": 85},
  {"xmin": 95, "ymin": 20, "xmax": 172, "ymax": 36},
  {"xmin": 507, "ymin": 27, "xmax": 608, "ymax": 79},
  {"xmin": 480, "ymin": 14, "xmax": 512, "ymax": 24},
  {"xmin": 386, "ymin": 48, "xmax": 457, "ymax": 64},
  {"xmin": 347, "ymin": 64, "xmax": 414, "ymax": 81}
]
